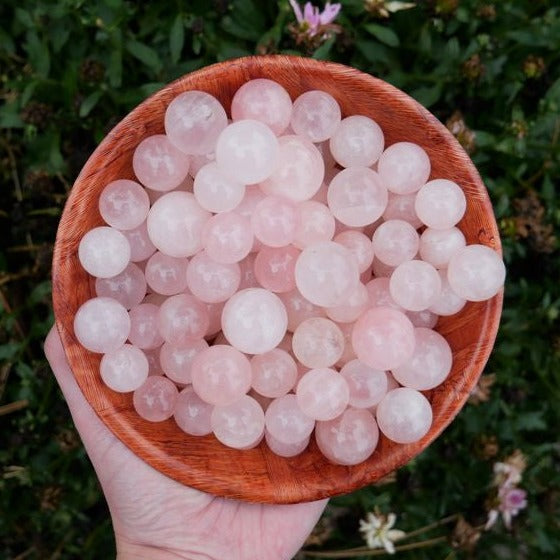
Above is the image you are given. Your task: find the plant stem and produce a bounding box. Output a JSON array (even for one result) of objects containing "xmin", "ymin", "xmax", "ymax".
[{"xmin": 399, "ymin": 514, "xmax": 459, "ymax": 541}]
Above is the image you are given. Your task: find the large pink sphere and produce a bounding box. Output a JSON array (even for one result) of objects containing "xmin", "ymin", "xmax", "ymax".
[
  {"xmin": 99, "ymin": 179, "xmax": 150, "ymax": 230},
  {"xmin": 330, "ymin": 115, "xmax": 384, "ymax": 168},
  {"xmin": 291, "ymin": 90, "xmax": 341, "ymax": 143},
  {"xmin": 100, "ymin": 344, "xmax": 149, "ymax": 393},
  {"xmin": 292, "ymin": 317, "xmax": 345, "ymax": 368},
  {"xmin": 372, "ymin": 219, "xmax": 420, "ymax": 267},
  {"xmin": 377, "ymin": 142, "xmax": 431, "ymax": 194},
  {"xmin": 251, "ymin": 195, "xmax": 298, "ymax": 248},
  {"xmin": 147, "ymin": 191, "xmax": 210, "ymax": 258},
  {"xmin": 415, "ymin": 179, "xmax": 467, "ymax": 229},
  {"xmin": 296, "ymin": 368, "xmax": 350, "ymax": 421},
  {"xmin": 193, "ymin": 162, "xmax": 246, "ymax": 213},
  {"xmin": 390, "ymin": 260, "xmax": 442, "ymax": 311},
  {"xmin": 327, "ymin": 167, "xmax": 388, "ymax": 227},
  {"xmin": 376, "ymin": 387, "xmax": 432, "ymax": 444},
  {"xmin": 74, "ymin": 297, "xmax": 130, "ymax": 353},
  {"xmin": 221, "ymin": 288, "xmax": 288, "ymax": 354},
  {"xmin": 295, "ymin": 241, "xmax": 360, "ymax": 307},
  {"xmin": 202, "ymin": 211, "xmax": 253, "ymax": 264},
  {"xmin": 144, "ymin": 252, "xmax": 189, "ymax": 296},
  {"xmin": 366, "ymin": 277, "xmax": 401, "ymax": 310},
  {"xmin": 352, "ymin": 307, "xmax": 415, "ymax": 370},
  {"xmin": 265, "ymin": 432, "xmax": 309, "ymax": 458},
  {"xmin": 251, "ymin": 349, "xmax": 298, "ymax": 398},
  {"xmin": 265, "ymin": 394, "xmax": 315, "ymax": 445},
  {"xmin": 165, "ymin": 90, "xmax": 228, "ymax": 155},
  {"xmin": 419, "ymin": 227, "xmax": 466, "ymax": 269},
  {"xmin": 316, "ymin": 408, "xmax": 379, "ymax": 466},
  {"xmin": 95, "ymin": 262, "xmax": 146, "ymax": 309},
  {"xmin": 333, "ymin": 230, "xmax": 375, "ymax": 273},
  {"xmin": 254, "ymin": 245, "xmax": 299, "ymax": 293},
  {"xmin": 121, "ymin": 221, "xmax": 156, "ymax": 262},
  {"xmin": 340, "ymin": 359, "xmax": 388, "ymax": 408},
  {"xmin": 78, "ymin": 226, "xmax": 131, "ymax": 278},
  {"xmin": 159, "ymin": 339, "xmax": 209, "ymax": 385},
  {"xmin": 133, "ymin": 375, "xmax": 178, "ymax": 422},
  {"xmin": 294, "ymin": 201, "xmax": 336, "ymax": 249},
  {"xmin": 174, "ymin": 386, "xmax": 213, "ymax": 436},
  {"xmin": 278, "ymin": 289, "xmax": 326, "ymax": 332},
  {"xmin": 326, "ymin": 282, "xmax": 370, "ymax": 323},
  {"xmin": 186, "ymin": 251, "xmax": 241, "ymax": 303},
  {"xmin": 128, "ymin": 303, "xmax": 165, "ymax": 350},
  {"xmin": 231, "ymin": 78, "xmax": 292, "ymax": 135},
  {"xmin": 157, "ymin": 293, "xmax": 209, "ymax": 345},
  {"xmin": 447, "ymin": 244, "xmax": 506, "ymax": 302},
  {"xmin": 383, "ymin": 193, "xmax": 423, "ymax": 228},
  {"xmin": 429, "ymin": 269, "xmax": 466, "ymax": 316},
  {"xmin": 215, "ymin": 120, "xmax": 279, "ymax": 184}
]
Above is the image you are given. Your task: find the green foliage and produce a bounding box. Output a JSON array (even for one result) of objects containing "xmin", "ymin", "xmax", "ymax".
[{"xmin": 0, "ymin": 0, "xmax": 559, "ymax": 558}]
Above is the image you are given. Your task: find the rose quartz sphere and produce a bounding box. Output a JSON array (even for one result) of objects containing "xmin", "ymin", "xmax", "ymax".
[
  {"xmin": 265, "ymin": 394, "xmax": 315, "ymax": 444},
  {"xmin": 376, "ymin": 387, "xmax": 432, "ymax": 444},
  {"xmin": 186, "ymin": 251, "xmax": 241, "ymax": 303},
  {"xmin": 377, "ymin": 142, "xmax": 431, "ymax": 194},
  {"xmin": 99, "ymin": 179, "xmax": 150, "ymax": 230},
  {"xmin": 340, "ymin": 359, "xmax": 388, "ymax": 408},
  {"xmin": 95, "ymin": 262, "xmax": 146, "ymax": 309},
  {"xmin": 390, "ymin": 260, "xmax": 442, "ymax": 311},
  {"xmin": 174, "ymin": 386, "xmax": 213, "ymax": 436},
  {"xmin": 147, "ymin": 191, "xmax": 211, "ymax": 258},
  {"xmin": 292, "ymin": 317, "xmax": 345, "ymax": 368},
  {"xmin": 315, "ymin": 408, "xmax": 379, "ymax": 466},
  {"xmin": 292, "ymin": 201, "xmax": 336, "ymax": 251},
  {"xmin": 222, "ymin": 288, "xmax": 288, "ymax": 354},
  {"xmin": 121, "ymin": 221, "xmax": 156, "ymax": 262},
  {"xmin": 251, "ymin": 195, "xmax": 298, "ymax": 248},
  {"xmin": 366, "ymin": 277, "xmax": 401, "ymax": 310},
  {"xmin": 157, "ymin": 293, "xmax": 209, "ymax": 345},
  {"xmin": 392, "ymin": 327, "xmax": 452, "ymax": 390},
  {"xmin": 429, "ymin": 269, "xmax": 466, "ymax": 316},
  {"xmin": 231, "ymin": 78, "xmax": 292, "ymax": 135},
  {"xmin": 144, "ymin": 252, "xmax": 189, "ymax": 296},
  {"xmin": 74, "ymin": 297, "xmax": 130, "ymax": 353},
  {"xmin": 371, "ymin": 256, "xmax": 396, "ymax": 278},
  {"xmin": 333, "ymin": 230, "xmax": 375, "ymax": 273},
  {"xmin": 372, "ymin": 219, "xmax": 420, "ymax": 267},
  {"xmin": 193, "ymin": 162, "xmax": 246, "ymax": 213},
  {"xmin": 265, "ymin": 432, "xmax": 309, "ymax": 458},
  {"xmin": 215, "ymin": 120, "xmax": 279, "ymax": 184},
  {"xmin": 419, "ymin": 227, "xmax": 466, "ymax": 269},
  {"xmin": 100, "ymin": 344, "xmax": 149, "ymax": 393},
  {"xmin": 352, "ymin": 307, "xmax": 415, "ymax": 370},
  {"xmin": 447, "ymin": 244, "xmax": 506, "ymax": 302},
  {"xmin": 251, "ymin": 349, "xmax": 298, "ymax": 398},
  {"xmin": 159, "ymin": 339, "xmax": 209, "ymax": 385},
  {"xmin": 407, "ymin": 309, "xmax": 439, "ymax": 328},
  {"xmin": 128, "ymin": 303, "xmax": 164, "ymax": 350},
  {"xmin": 238, "ymin": 253, "xmax": 259, "ymax": 290},
  {"xmin": 296, "ymin": 368, "xmax": 350, "ymax": 421},
  {"xmin": 133, "ymin": 375, "xmax": 179, "ymax": 422},
  {"xmin": 278, "ymin": 289, "xmax": 326, "ymax": 332},
  {"xmin": 254, "ymin": 245, "xmax": 300, "ymax": 293},
  {"xmin": 144, "ymin": 348, "xmax": 165, "ymax": 377},
  {"xmin": 165, "ymin": 90, "xmax": 228, "ymax": 155},
  {"xmin": 189, "ymin": 152, "xmax": 215, "ymax": 178},
  {"xmin": 202, "ymin": 212, "xmax": 253, "ymax": 264},
  {"xmin": 191, "ymin": 345, "xmax": 252, "ymax": 406},
  {"xmin": 415, "ymin": 179, "xmax": 467, "ymax": 229},
  {"xmin": 78, "ymin": 226, "xmax": 131, "ymax": 278},
  {"xmin": 295, "ymin": 241, "xmax": 360, "ymax": 308},
  {"xmin": 383, "ymin": 193, "xmax": 423, "ymax": 229},
  {"xmin": 211, "ymin": 395, "xmax": 265, "ymax": 449},
  {"xmin": 326, "ymin": 282, "xmax": 370, "ymax": 323},
  {"xmin": 291, "ymin": 90, "xmax": 341, "ymax": 143},
  {"xmin": 330, "ymin": 115, "xmax": 384, "ymax": 168},
  {"xmin": 327, "ymin": 167, "xmax": 388, "ymax": 227},
  {"xmin": 132, "ymin": 134, "xmax": 191, "ymax": 191},
  {"xmin": 260, "ymin": 135, "xmax": 324, "ymax": 201}
]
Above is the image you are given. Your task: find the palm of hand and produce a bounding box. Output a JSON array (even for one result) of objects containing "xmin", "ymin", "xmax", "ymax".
[{"xmin": 45, "ymin": 327, "xmax": 327, "ymax": 560}]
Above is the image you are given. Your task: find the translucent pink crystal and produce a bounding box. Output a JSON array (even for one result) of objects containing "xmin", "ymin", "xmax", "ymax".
[
  {"xmin": 265, "ymin": 394, "xmax": 315, "ymax": 444},
  {"xmin": 340, "ymin": 359, "xmax": 388, "ymax": 408},
  {"xmin": 406, "ymin": 309, "xmax": 439, "ymax": 328},
  {"xmin": 157, "ymin": 293, "xmax": 209, "ymax": 345},
  {"xmin": 238, "ymin": 253, "xmax": 260, "ymax": 290},
  {"xmin": 419, "ymin": 227, "xmax": 466, "ymax": 268},
  {"xmin": 296, "ymin": 368, "xmax": 349, "ymax": 421},
  {"xmin": 173, "ymin": 386, "xmax": 213, "ymax": 436},
  {"xmin": 326, "ymin": 282, "xmax": 370, "ymax": 323},
  {"xmin": 415, "ymin": 179, "xmax": 467, "ymax": 229},
  {"xmin": 389, "ymin": 260, "xmax": 442, "ymax": 311},
  {"xmin": 99, "ymin": 179, "xmax": 150, "ymax": 230},
  {"xmin": 193, "ymin": 162, "xmax": 245, "ymax": 213},
  {"xmin": 144, "ymin": 252, "xmax": 189, "ymax": 296},
  {"xmin": 78, "ymin": 226, "xmax": 130, "ymax": 278},
  {"xmin": 377, "ymin": 142, "xmax": 431, "ymax": 194},
  {"xmin": 383, "ymin": 193, "xmax": 423, "ymax": 229},
  {"xmin": 159, "ymin": 339, "xmax": 209, "ymax": 385},
  {"xmin": 251, "ymin": 349, "xmax": 298, "ymax": 398},
  {"xmin": 202, "ymin": 211, "xmax": 253, "ymax": 264},
  {"xmin": 429, "ymin": 270, "xmax": 466, "ymax": 316},
  {"xmin": 371, "ymin": 219, "xmax": 420, "ymax": 267},
  {"xmin": 333, "ymin": 230, "xmax": 375, "ymax": 273},
  {"xmin": 100, "ymin": 343, "xmax": 149, "ymax": 392},
  {"xmin": 292, "ymin": 317, "xmax": 345, "ymax": 368},
  {"xmin": 293, "ymin": 201, "xmax": 336, "ymax": 249},
  {"xmin": 291, "ymin": 90, "xmax": 341, "ymax": 143},
  {"xmin": 251, "ymin": 195, "xmax": 298, "ymax": 248},
  {"xmin": 366, "ymin": 277, "xmax": 402, "ymax": 310},
  {"xmin": 254, "ymin": 245, "xmax": 300, "ymax": 293},
  {"xmin": 133, "ymin": 375, "xmax": 178, "ymax": 422},
  {"xmin": 278, "ymin": 289, "xmax": 326, "ymax": 332},
  {"xmin": 95, "ymin": 262, "xmax": 146, "ymax": 309},
  {"xmin": 128, "ymin": 303, "xmax": 165, "ymax": 350},
  {"xmin": 121, "ymin": 221, "xmax": 156, "ymax": 263},
  {"xmin": 265, "ymin": 432, "xmax": 309, "ymax": 458}
]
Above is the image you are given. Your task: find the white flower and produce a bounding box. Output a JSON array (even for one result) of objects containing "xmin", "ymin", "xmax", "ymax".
[{"xmin": 359, "ymin": 511, "xmax": 406, "ymax": 554}]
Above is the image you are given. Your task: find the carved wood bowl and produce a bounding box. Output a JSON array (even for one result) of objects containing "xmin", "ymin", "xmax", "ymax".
[{"xmin": 52, "ymin": 55, "xmax": 503, "ymax": 504}]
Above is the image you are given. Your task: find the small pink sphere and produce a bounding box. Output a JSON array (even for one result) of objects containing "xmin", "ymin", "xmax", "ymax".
[
  {"xmin": 78, "ymin": 226, "xmax": 131, "ymax": 278},
  {"xmin": 340, "ymin": 359, "xmax": 388, "ymax": 408},
  {"xmin": 390, "ymin": 260, "xmax": 442, "ymax": 311},
  {"xmin": 377, "ymin": 142, "xmax": 431, "ymax": 194},
  {"xmin": 327, "ymin": 167, "xmax": 388, "ymax": 227},
  {"xmin": 99, "ymin": 179, "xmax": 150, "ymax": 230},
  {"xmin": 335, "ymin": 321, "xmax": 358, "ymax": 367},
  {"xmin": 133, "ymin": 375, "xmax": 178, "ymax": 422},
  {"xmin": 159, "ymin": 339, "xmax": 210, "ymax": 384},
  {"xmin": 278, "ymin": 289, "xmax": 326, "ymax": 332},
  {"xmin": 260, "ymin": 135, "xmax": 324, "ymax": 201},
  {"xmin": 74, "ymin": 297, "xmax": 130, "ymax": 353},
  {"xmin": 419, "ymin": 227, "xmax": 466, "ymax": 268},
  {"xmin": 147, "ymin": 191, "xmax": 211, "ymax": 258},
  {"xmin": 193, "ymin": 162, "xmax": 246, "ymax": 213},
  {"xmin": 95, "ymin": 262, "xmax": 146, "ymax": 309},
  {"xmin": 352, "ymin": 307, "xmax": 415, "ymax": 370},
  {"xmin": 296, "ymin": 368, "xmax": 349, "ymax": 421},
  {"xmin": 165, "ymin": 90, "xmax": 228, "ymax": 155},
  {"xmin": 211, "ymin": 395, "xmax": 265, "ymax": 449},
  {"xmin": 407, "ymin": 309, "xmax": 439, "ymax": 328},
  {"xmin": 128, "ymin": 303, "xmax": 165, "ymax": 350},
  {"xmin": 100, "ymin": 344, "xmax": 149, "ymax": 392},
  {"xmin": 429, "ymin": 270, "xmax": 466, "ymax": 316},
  {"xmin": 293, "ymin": 201, "xmax": 336, "ymax": 249},
  {"xmin": 215, "ymin": 120, "xmax": 279, "ymax": 184},
  {"xmin": 231, "ymin": 78, "xmax": 292, "ymax": 135},
  {"xmin": 333, "ymin": 230, "xmax": 375, "ymax": 273},
  {"xmin": 371, "ymin": 219, "xmax": 420, "ymax": 267},
  {"xmin": 366, "ymin": 277, "xmax": 401, "ymax": 310},
  {"xmin": 265, "ymin": 394, "xmax": 315, "ymax": 444},
  {"xmin": 315, "ymin": 408, "xmax": 379, "ymax": 465},
  {"xmin": 330, "ymin": 115, "xmax": 384, "ymax": 168},
  {"xmin": 295, "ymin": 241, "xmax": 360, "ymax": 307},
  {"xmin": 383, "ymin": 193, "xmax": 423, "ymax": 228},
  {"xmin": 157, "ymin": 293, "xmax": 209, "ymax": 345},
  {"xmin": 251, "ymin": 195, "xmax": 298, "ymax": 248},
  {"xmin": 222, "ymin": 288, "xmax": 288, "ymax": 354},
  {"xmin": 376, "ymin": 387, "xmax": 432, "ymax": 443},
  {"xmin": 415, "ymin": 179, "xmax": 467, "ymax": 229},
  {"xmin": 132, "ymin": 134, "xmax": 191, "ymax": 191},
  {"xmin": 202, "ymin": 211, "xmax": 253, "ymax": 264},
  {"xmin": 292, "ymin": 317, "xmax": 345, "ymax": 368},
  {"xmin": 291, "ymin": 90, "xmax": 341, "ymax": 143},
  {"xmin": 392, "ymin": 327, "xmax": 452, "ymax": 390},
  {"xmin": 238, "ymin": 253, "xmax": 260, "ymax": 290},
  {"xmin": 265, "ymin": 432, "xmax": 309, "ymax": 458},
  {"xmin": 326, "ymin": 282, "xmax": 370, "ymax": 323},
  {"xmin": 186, "ymin": 251, "xmax": 241, "ymax": 303},
  {"xmin": 144, "ymin": 252, "xmax": 189, "ymax": 296},
  {"xmin": 174, "ymin": 386, "xmax": 213, "ymax": 436},
  {"xmin": 251, "ymin": 349, "xmax": 298, "ymax": 398},
  {"xmin": 447, "ymin": 244, "xmax": 505, "ymax": 302},
  {"xmin": 191, "ymin": 345, "xmax": 252, "ymax": 406},
  {"xmin": 121, "ymin": 221, "xmax": 156, "ymax": 262},
  {"xmin": 254, "ymin": 245, "xmax": 300, "ymax": 293}
]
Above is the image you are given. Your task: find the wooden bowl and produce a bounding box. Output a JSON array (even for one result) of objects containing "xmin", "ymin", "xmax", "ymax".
[{"xmin": 52, "ymin": 55, "xmax": 503, "ymax": 504}]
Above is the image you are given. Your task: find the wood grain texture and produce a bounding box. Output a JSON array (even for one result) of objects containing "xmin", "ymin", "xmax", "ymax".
[{"xmin": 52, "ymin": 55, "xmax": 503, "ymax": 504}]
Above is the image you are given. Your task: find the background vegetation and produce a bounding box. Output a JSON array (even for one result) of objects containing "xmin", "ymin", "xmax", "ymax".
[{"xmin": 1, "ymin": 0, "xmax": 559, "ymax": 558}]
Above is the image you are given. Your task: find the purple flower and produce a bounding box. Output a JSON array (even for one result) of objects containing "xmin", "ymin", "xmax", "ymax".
[
  {"xmin": 486, "ymin": 487, "xmax": 528, "ymax": 530},
  {"xmin": 289, "ymin": 1, "xmax": 341, "ymax": 37}
]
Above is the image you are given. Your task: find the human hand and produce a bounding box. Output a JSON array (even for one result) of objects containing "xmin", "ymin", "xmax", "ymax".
[{"xmin": 45, "ymin": 327, "xmax": 327, "ymax": 560}]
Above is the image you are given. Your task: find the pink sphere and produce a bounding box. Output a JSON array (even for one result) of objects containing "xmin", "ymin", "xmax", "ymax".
[
  {"xmin": 296, "ymin": 368, "xmax": 350, "ymax": 421},
  {"xmin": 251, "ymin": 195, "xmax": 298, "ymax": 248},
  {"xmin": 292, "ymin": 317, "xmax": 345, "ymax": 368},
  {"xmin": 407, "ymin": 309, "xmax": 439, "ymax": 328},
  {"xmin": 278, "ymin": 289, "xmax": 326, "ymax": 332},
  {"xmin": 419, "ymin": 227, "xmax": 466, "ymax": 268},
  {"xmin": 159, "ymin": 339, "xmax": 209, "ymax": 385},
  {"xmin": 128, "ymin": 303, "xmax": 165, "ymax": 350},
  {"xmin": 193, "ymin": 161, "xmax": 245, "ymax": 213},
  {"xmin": 333, "ymin": 230, "xmax": 375, "ymax": 273},
  {"xmin": 133, "ymin": 375, "xmax": 178, "ymax": 422},
  {"xmin": 121, "ymin": 221, "xmax": 156, "ymax": 262},
  {"xmin": 174, "ymin": 386, "xmax": 213, "ymax": 436},
  {"xmin": 254, "ymin": 245, "xmax": 299, "ymax": 293},
  {"xmin": 204, "ymin": 301, "xmax": 226, "ymax": 338},
  {"xmin": 186, "ymin": 251, "xmax": 241, "ymax": 303},
  {"xmin": 202, "ymin": 211, "xmax": 253, "ymax": 264},
  {"xmin": 330, "ymin": 115, "xmax": 384, "ymax": 168},
  {"xmin": 291, "ymin": 90, "xmax": 341, "ymax": 143},
  {"xmin": 390, "ymin": 260, "xmax": 442, "ymax": 311},
  {"xmin": 144, "ymin": 348, "xmax": 164, "ymax": 377},
  {"xmin": 157, "ymin": 293, "xmax": 209, "ymax": 345},
  {"xmin": 100, "ymin": 344, "xmax": 149, "ymax": 393},
  {"xmin": 265, "ymin": 432, "xmax": 309, "ymax": 458},
  {"xmin": 238, "ymin": 253, "xmax": 260, "ymax": 290},
  {"xmin": 383, "ymin": 193, "xmax": 423, "ymax": 229},
  {"xmin": 144, "ymin": 252, "xmax": 189, "ymax": 296},
  {"xmin": 429, "ymin": 270, "xmax": 466, "ymax": 316},
  {"xmin": 326, "ymin": 282, "xmax": 370, "ymax": 323},
  {"xmin": 293, "ymin": 201, "xmax": 336, "ymax": 249},
  {"xmin": 251, "ymin": 349, "xmax": 298, "ymax": 398},
  {"xmin": 78, "ymin": 226, "xmax": 131, "ymax": 278},
  {"xmin": 99, "ymin": 179, "xmax": 150, "ymax": 230},
  {"xmin": 95, "ymin": 262, "xmax": 146, "ymax": 309},
  {"xmin": 377, "ymin": 142, "xmax": 431, "ymax": 194},
  {"xmin": 340, "ymin": 359, "xmax": 388, "ymax": 408},
  {"xmin": 352, "ymin": 307, "xmax": 415, "ymax": 370},
  {"xmin": 366, "ymin": 277, "xmax": 401, "ymax": 310},
  {"xmin": 371, "ymin": 219, "xmax": 420, "ymax": 267},
  {"xmin": 415, "ymin": 179, "xmax": 467, "ymax": 229},
  {"xmin": 265, "ymin": 394, "xmax": 315, "ymax": 445}
]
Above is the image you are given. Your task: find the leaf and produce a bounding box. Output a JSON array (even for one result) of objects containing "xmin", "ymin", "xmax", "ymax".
[
  {"xmin": 221, "ymin": 0, "xmax": 266, "ymax": 42},
  {"xmin": 15, "ymin": 8, "xmax": 34, "ymax": 28},
  {"xmin": 364, "ymin": 23, "xmax": 399, "ymax": 47},
  {"xmin": 125, "ymin": 39, "xmax": 163, "ymax": 73},
  {"xmin": 312, "ymin": 37, "xmax": 335, "ymax": 60},
  {"xmin": 108, "ymin": 48, "xmax": 122, "ymax": 88},
  {"xmin": 410, "ymin": 83, "xmax": 442, "ymax": 108},
  {"xmin": 0, "ymin": 102, "xmax": 24, "ymax": 128},
  {"xmin": 79, "ymin": 91, "xmax": 103, "ymax": 117},
  {"xmin": 24, "ymin": 30, "xmax": 50, "ymax": 77},
  {"xmin": 0, "ymin": 342, "xmax": 21, "ymax": 361},
  {"xmin": 169, "ymin": 15, "xmax": 185, "ymax": 64}
]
